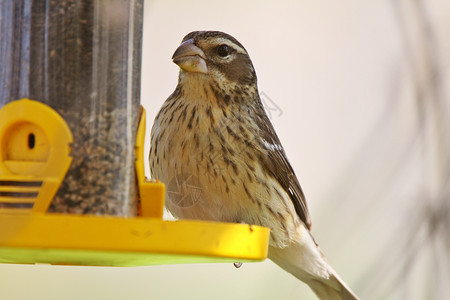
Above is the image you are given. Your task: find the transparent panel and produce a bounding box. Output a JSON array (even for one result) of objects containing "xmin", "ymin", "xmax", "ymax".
[{"xmin": 0, "ymin": 0, "xmax": 144, "ymax": 216}]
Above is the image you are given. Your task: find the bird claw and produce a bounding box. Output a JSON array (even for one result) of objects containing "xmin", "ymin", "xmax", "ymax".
[{"xmin": 233, "ymin": 262, "xmax": 243, "ymax": 268}]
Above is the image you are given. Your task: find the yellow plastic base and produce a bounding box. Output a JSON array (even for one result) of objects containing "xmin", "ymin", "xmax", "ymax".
[
  {"xmin": 0, "ymin": 214, "xmax": 269, "ymax": 266},
  {"xmin": 0, "ymin": 101, "xmax": 270, "ymax": 267}
]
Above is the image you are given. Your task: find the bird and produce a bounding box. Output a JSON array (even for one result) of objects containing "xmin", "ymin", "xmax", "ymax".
[{"xmin": 149, "ymin": 31, "xmax": 359, "ymax": 300}]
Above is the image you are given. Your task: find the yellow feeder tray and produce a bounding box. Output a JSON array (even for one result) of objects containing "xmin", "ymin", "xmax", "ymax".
[
  {"xmin": 0, "ymin": 214, "xmax": 268, "ymax": 266},
  {"xmin": 0, "ymin": 99, "xmax": 270, "ymax": 266}
]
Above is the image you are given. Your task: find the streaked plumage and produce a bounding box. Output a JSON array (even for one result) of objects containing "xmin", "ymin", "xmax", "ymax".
[{"xmin": 149, "ymin": 31, "xmax": 358, "ymax": 300}]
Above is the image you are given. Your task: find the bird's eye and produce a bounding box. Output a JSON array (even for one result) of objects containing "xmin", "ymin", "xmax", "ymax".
[{"xmin": 217, "ymin": 44, "xmax": 231, "ymax": 57}]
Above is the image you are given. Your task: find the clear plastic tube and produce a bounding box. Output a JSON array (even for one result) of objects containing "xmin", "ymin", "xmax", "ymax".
[{"xmin": 0, "ymin": 0, "xmax": 143, "ymax": 216}]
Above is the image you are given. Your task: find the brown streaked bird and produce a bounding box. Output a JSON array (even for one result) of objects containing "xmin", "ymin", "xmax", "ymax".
[{"xmin": 149, "ymin": 31, "xmax": 359, "ymax": 300}]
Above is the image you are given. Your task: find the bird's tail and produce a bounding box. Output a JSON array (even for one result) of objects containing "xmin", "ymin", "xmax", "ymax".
[{"xmin": 268, "ymin": 225, "xmax": 359, "ymax": 300}]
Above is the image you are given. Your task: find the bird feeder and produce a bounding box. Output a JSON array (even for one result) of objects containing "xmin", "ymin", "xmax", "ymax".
[{"xmin": 0, "ymin": 0, "xmax": 269, "ymax": 266}]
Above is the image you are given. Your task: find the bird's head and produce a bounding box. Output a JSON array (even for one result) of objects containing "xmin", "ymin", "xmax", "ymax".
[{"xmin": 172, "ymin": 31, "xmax": 258, "ymax": 96}]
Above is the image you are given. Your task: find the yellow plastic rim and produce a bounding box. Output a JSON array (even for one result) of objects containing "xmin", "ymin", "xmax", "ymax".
[{"xmin": 0, "ymin": 214, "xmax": 269, "ymax": 266}]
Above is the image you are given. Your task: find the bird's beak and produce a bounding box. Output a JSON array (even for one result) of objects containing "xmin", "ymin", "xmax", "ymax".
[{"xmin": 172, "ymin": 39, "xmax": 208, "ymax": 74}]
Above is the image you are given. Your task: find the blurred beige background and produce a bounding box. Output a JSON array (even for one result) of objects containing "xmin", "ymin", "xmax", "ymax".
[{"xmin": 1, "ymin": 0, "xmax": 449, "ymax": 299}]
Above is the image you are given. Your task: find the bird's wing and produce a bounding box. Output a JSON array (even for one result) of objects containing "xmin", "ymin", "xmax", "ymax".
[{"xmin": 254, "ymin": 101, "xmax": 312, "ymax": 229}]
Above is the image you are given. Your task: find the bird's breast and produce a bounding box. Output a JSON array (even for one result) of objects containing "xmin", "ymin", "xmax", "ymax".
[{"xmin": 150, "ymin": 95, "xmax": 300, "ymax": 247}]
